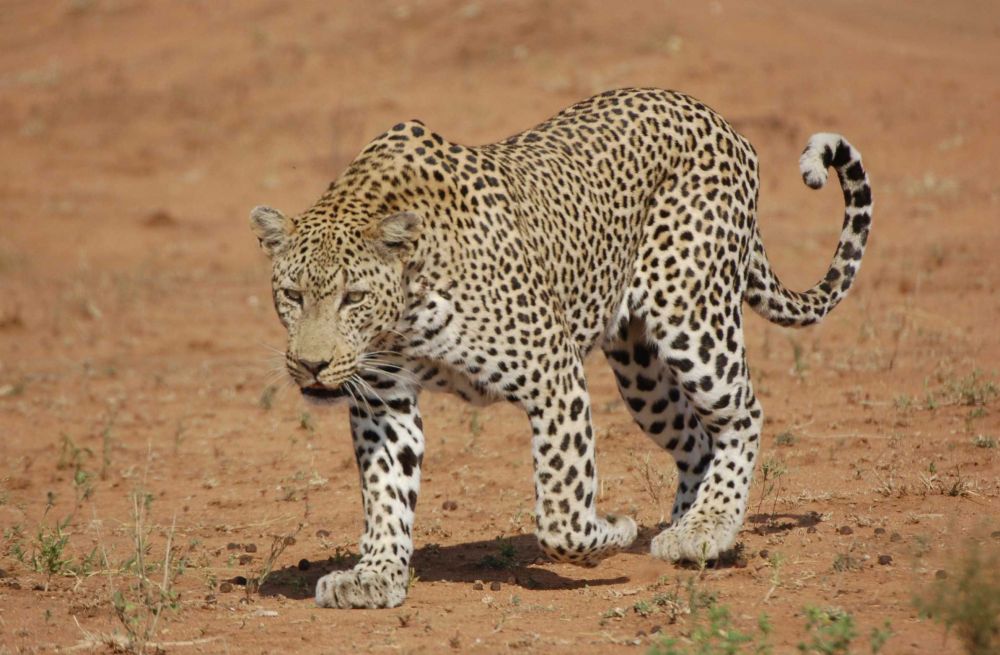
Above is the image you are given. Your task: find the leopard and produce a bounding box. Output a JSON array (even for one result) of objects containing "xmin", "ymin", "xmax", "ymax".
[{"xmin": 249, "ymin": 87, "xmax": 872, "ymax": 609}]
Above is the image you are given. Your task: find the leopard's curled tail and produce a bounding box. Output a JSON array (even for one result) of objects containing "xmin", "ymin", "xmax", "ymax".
[{"xmin": 745, "ymin": 133, "xmax": 872, "ymax": 327}]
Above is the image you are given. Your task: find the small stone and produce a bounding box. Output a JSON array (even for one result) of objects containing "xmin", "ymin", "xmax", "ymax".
[
  {"xmin": 219, "ymin": 582, "xmax": 234, "ymax": 593},
  {"xmin": 298, "ymin": 559, "xmax": 311, "ymax": 571},
  {"xmin": 226, "ymin": 542, "xmax": 241, "ymax": 550},
  {"xmin": 506, "ymin": 575, "xmax": 516, "ymax": 585},
  {"xmin": 878, "ymin": 554, "xmax": 893, "ymax": 566},
  {"xmin": 204, "ymin": 593, "xmax": 217, "ymax": 603},
  {"xmin": 283, "ymin": 536, "xmax": 297, "ymax": 546},
  {"xmin": 490, "ymin": 581, "xmax": 501, "ymax": 591},
  {"xmin": 650, "ymin": 625, "xmax": 662, "ymax": 634},
  {"xmin": 442, "ymin": 500, "xmax": 458, "ymax": 511},
  {"xmin": 9, "ymin": 581, "xmax": 21, "ymax": 590},
  {"xmin": 32, "ymin": 583, "xmax": 44, "ymax": 591},
  {"xmin": 244, "ymin": 543, "xmax": 258, "ymax": 553},
  {"xmin": 935, "ymin": 570, "xmax": 948, "ymax": 579},
  {"xmin": 807, "ymin": 526, "xmax": 818, "ymax": 534},
  {"xmin": 0, "ymin": 568, "xmax": 7, "ymax": 578},
  {"xmin": 231, "ymin": 576, "xmax": 248, "ymax": 586},
  {"xmin": 874, "ymin": 527, "xmax": 886, "ymax": 536},
  {"xmin": 238, "ymin": 554, "xmax": 253, "ymax": 565},
  {"xmin": 890, "ymin": 532, "xmax": 903, "ymax": 543},
  {"xmin": 759, "ymin": 549, "xmax": 770, "ymax": 559},
  {"xmin": 838, "ymin": 526, "xmax": 854, "ymax": 535},
  {"xmin": 990, "ymin": 530, "xmax": 1000, "ymax": 540},
  {"xmin": 472, "ymin": 581, "xmax": 484, "ymax": 590},
  {"xmin": 316, "ymin": 529, "xmax": 331, "ymax": 539}
]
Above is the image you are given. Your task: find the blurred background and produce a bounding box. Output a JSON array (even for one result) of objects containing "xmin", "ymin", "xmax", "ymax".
[{"xmin": 1, "ymin": 1, "xmax": 998, "ymax": 653}]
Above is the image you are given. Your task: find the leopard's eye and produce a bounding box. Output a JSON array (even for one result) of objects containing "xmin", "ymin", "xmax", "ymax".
[
  {"xmin": 343, "ymin": 290, "xmax": 367, "ymax": 306},
  {"xmin": 281, "ymin": 288, "xmax": 303, "ymax": 305}
]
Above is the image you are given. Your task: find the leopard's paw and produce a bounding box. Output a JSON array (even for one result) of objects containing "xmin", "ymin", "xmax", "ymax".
[
  {"xmin": 650, "ymin": 515, "xmax": 737, "ymax": 563},
  {"xmin": 314, "ymin": 568, "xmax": 407, "ymax": 609}
]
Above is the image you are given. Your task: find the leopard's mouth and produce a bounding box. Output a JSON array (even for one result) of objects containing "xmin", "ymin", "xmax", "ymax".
[{"xmin": 300, "ymin": 385, "xmax": 349, "ymax": 401}]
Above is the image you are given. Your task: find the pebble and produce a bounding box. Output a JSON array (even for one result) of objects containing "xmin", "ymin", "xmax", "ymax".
[
  {"xmin": 759, "ymin": 549, "xmax": 770, "ymax": 560},
  {"xmin": 238, "ymin": 554, "xmax": 253, "ymax": 565},
  {"xmin": 991, "ymin": 530, "xmax": 1000, "ymax": 540},
  {"xmin": 442, "ymin": 500, "xmax": 458, "ymax": 511},
  {"xmin": 806, "ymin": 526, "xmax": 817, "ymax": 534},
  {"xmin": 316, "ymin": 529, "xmax": 331, "ymax": 539},
  {"xmin": 890, "ymin": 532, "xmax": 903, "ymax": 543},
  {"xmin": 220, "ymin": 582, "xmax": 234, "ymax": 593},
  {"xmin": 878, "ymin": 554, "xmax": 893, "ymax": 566},
  {"xmin": 226, "ymin": 542, "xmax": 241, "ymax": 550},
  {"xmin": 244, "ymin": 543, "xmax": 258, "ymax": 553},
  {"xmin": 490, "ymin": 581, "xmax": 501, "ymax": 591},
  {"xmin": 231, "ymin": 576, "xmax": 248, "ymax": 586},
  {"xmin": 935, "ymin": 570, "xmax": 948, "ymax": 579},
  {"xmin": 253, "ymin": 609, "xmax": 279, "ymax": 617},
  {"xmin": 472, "ymin": 581, "xmax": 484, "ymax": 590},
  {"xmin": 874, "ymin": 527, "xmax": 886, "ymax": 536},
  {"xmin": 838, "ymin": 526, "xmax": 854, "ymax": 535},
  {"xmin": 298, "ymin": 558, "xmax": 311, "ymax": 571}
]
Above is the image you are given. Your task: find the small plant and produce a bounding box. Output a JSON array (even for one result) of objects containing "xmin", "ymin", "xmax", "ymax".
[
  {"xmin": 756, "ymin": 456, "xmax": 788, "ymax": 519},
  {"xmin": 58, "ymin": 434, "xmax": 95, "ymax": 503},
  {"xmin": 797, "ymin": 606, "xmax": 890, "ymax": 654},
  {"xmin": 259, "ymin": 384, "xmax": 279, "ymax": 410},
  {"xmin": 914, "ymin": 539, "xmax": 999, "ymax": 655},
  {"xmin": 649, "ymin": 601, "xmax": 773, "ymax": 655},
  {"xmin": 775, "ymin": 431, "xmax": 796, "ymax": 447},
  {"xmin": 630, "ymin": 451, "xmax": 676, "ymax": 522},
  {"xmin": 299, "ymin": 411, "xmax": 316, "ymax": 433},
  {"xmin": 245, "ymin": 524, "xmax": 303, "ymax": 597},
  {"xmin": 108, "ymin": 491, "xmax": 185, "ymax": 654},
  {"xmin": 478, "ymin": 538, "xmax": 517, "ymax": 570},
  {"xmin": 797, "ymin": 607, "xmax": 855, "ymax": 654},
  {"xmin": 832, "ymin": 552, "xmax": 864, "ymax": 573},
  {"xmin": 9, "ymin": 510, "xmax": 97, "ymax": 587},
  {"xmin": 633, "ymin": 599, "xmax": 654, "ymax": 617},
  {"xmin": 947, "ymin": 370, "xmax": 998, "ymax": 407},
  {"xmin": 972, "ymin": 435, "xmax": 996, "ymax": 449},
  {"xmin": 788, "ymin": 337, "xmax": 807, "ymax": 379}
]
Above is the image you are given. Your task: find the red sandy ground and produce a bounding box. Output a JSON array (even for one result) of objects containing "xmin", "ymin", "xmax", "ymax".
[{"xmin": 1, "ymin": 1, "xmax": 998, "ymax": 653}]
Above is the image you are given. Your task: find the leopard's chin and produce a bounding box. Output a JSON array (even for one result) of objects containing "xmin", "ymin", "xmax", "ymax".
[{"xmin": 300, "ymin": 385, "xmax": 349, "ymax": 403}]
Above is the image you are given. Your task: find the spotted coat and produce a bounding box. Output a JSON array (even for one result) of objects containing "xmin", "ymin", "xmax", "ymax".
[{"xmin": 249, "ymin": 88, "xmax": 872, "ymax": 608}]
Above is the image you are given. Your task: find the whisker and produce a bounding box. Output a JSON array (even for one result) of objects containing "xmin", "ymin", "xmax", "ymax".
[
  {"xmin": 348, "ymin": 377, "xmax": 375, "ymax": 419},
  {"xmin": 359, "ymin": 366, "xmax": 421, "ymax": 389},
  {"xmin": 354, "ymin": 376, "xmax": 387, "ymax": 409}
]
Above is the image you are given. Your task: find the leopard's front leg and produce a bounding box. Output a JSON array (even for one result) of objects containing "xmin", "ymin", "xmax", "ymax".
[
  {"xmin": 524, "ymin": 351, "xmax": 637, "ymax": 565},
  {"xmin": 315, "ymin": 388, "xmax": 423, "ymax": 609}
]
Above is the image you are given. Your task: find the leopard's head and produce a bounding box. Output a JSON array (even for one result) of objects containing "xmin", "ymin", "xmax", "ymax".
[{"xmin": 249, "ymin": 205, "xmax": 421, "ymax": 402}]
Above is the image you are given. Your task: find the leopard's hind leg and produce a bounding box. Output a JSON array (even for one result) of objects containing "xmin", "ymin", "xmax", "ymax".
[{"xmin": 603, "ymin": 316, "xmax": 712, "ymax": 523}]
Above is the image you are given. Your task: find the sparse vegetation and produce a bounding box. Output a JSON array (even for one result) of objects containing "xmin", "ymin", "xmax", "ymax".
[
  {"xmin": 914, "ymin": 539, "xmax": 1000, "ymax": 655},
  {"xmin": 797, "ymin": 606, "xmax": 891, "ymax": 654},
  {"xmin": 756, "ymin": 455, "xmax": 788, "ymax": 519},
  {"xmin": 478, "ymin": 538, "xmax": 517, "ymax": 570},
  {"xmin": 972, "ymin": 435, "xmax": 996, "ymax": 449},
  {"xmin": 108, "ymin": 491, "xmax": 186, "ymax": 654},
  {"xmin": 774, "ymin": 431, "xmax": 796, "ymax": 447},
  {"xmin": 243, "ymin": 524, "xmax": 303, "ymax": 597}
]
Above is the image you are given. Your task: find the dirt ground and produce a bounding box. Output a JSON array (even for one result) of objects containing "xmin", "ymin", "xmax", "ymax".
[{"xmin": 1, "ymin": 1, "xmax": 999, "ymax": 653}]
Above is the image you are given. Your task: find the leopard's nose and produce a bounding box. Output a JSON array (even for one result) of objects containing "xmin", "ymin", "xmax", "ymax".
[{"xmin": 298, "ymin": 359, "xmax": 330, "ymax": 377}]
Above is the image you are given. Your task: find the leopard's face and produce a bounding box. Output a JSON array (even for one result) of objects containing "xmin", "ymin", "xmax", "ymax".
[{"xmin": 250, "ymin": 206, "xmax": 422, "ymax": 402}]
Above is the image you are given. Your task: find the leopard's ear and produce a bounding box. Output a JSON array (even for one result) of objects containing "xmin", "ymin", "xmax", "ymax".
[
  {"xmin": 249, "ymin": 206, "xmax": 291, "ymax": 258},
  {"xmin": 367, "ymin": 211, "xmax": 423, "ymax": 260}
]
